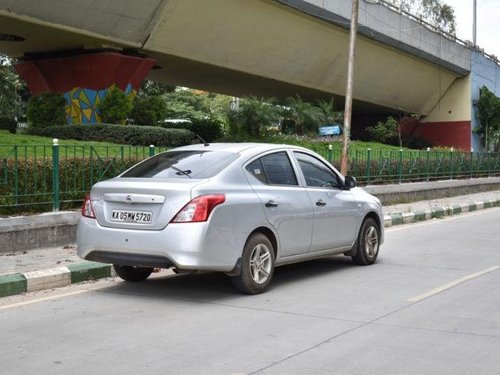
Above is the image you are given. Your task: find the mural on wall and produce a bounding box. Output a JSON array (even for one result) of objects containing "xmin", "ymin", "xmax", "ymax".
[
  {"xmin": 64, "ymin": 83, "xmax": 135, "ymax": 124},
  {"xmin": 15, "ymin": 52, "xmax": 155, "ymax": 125}
]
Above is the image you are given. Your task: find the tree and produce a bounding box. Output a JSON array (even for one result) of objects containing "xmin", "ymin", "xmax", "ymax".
[
  {"xmin": 26, "ymin": 93, "xmax": 66, "ymax": 128},
  {"xmin": 130, "ymin": 95, "xmax": 167, "ymax": 125},
  {"xmin": 284, "ymin": 96, "xmax": 322, "ymax": 135},
  {"xmin": 227, "ymin": 96, "xmax": 280, "ymax": 137},
  {"xmin": 387, "ymin": 0, "xmax": 456, "ymax": 34},
  {"xmin": 317, "ymin": 98, "xmax": 343, "ymax": 125},
  {"xmin": 474, "ymin": 86, "xmax": 500, "ymax": 152},
  {"xmin": 136, "ymin": 80, "xmax": 175, "ymax": 99},
  {"xmin": 0, "ymin": 55, "xmax": 26, "ymax": 120},
  {"xmin": 98, "ymin": 86, "xmax": 133, "ymax": 124}
]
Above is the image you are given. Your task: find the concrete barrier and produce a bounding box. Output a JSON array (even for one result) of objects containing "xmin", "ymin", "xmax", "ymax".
[
  {"xmin": 0, "ymin": 211, "xmax": 80, "ymax": 254},
  {"xmin": 0, "ymin": 177, "xmax": 499, "ymax": 253},
  {"xmin": 364, "ymin": 177, "xmax": 500, "ymax": 205}
]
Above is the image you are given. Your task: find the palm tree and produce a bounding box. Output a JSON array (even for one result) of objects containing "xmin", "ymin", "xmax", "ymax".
[
  {"xmin": 317, "ymin": 98, "xmax": 343, "ymax": 125},
  {"xmin": 228, "ymin": 96, "xmax": 280, "ymax": 137},
  {"xmin": 285, "ymin": 95, "xmax": 322, "ymax": 135}
]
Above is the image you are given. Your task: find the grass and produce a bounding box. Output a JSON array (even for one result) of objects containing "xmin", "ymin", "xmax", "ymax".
[
  {"xmin": 223, "ymin": 133, "xmax": 411, "ymax": 152},
  {"xmin": 0, "ymin": 130, "xmax": 409, "ymax": 159},
  {"xmin": 0, "ymin": 130, "xmax": 156, "ymax": 158}
]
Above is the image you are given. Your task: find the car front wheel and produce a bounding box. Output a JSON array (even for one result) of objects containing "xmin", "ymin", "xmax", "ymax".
[
  {"xmin": 232, "ymin": 233, "xmax": 275, "ymax": 294},
  {"xmin": 113, "ymin": 265, "xmax": 153, "ymax": 282},
  {"xmin": 352, "ymin": 218, "xmax": 380, "ymax": 265}
]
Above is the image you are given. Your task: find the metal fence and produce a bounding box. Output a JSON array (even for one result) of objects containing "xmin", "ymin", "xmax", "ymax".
[
  {"xmin": 0, "ymin": 142, "xmax": 168, "ymax": 214},
  {"xmin": 315, "ymin": 148, "xmax": 500, "ymax": 185},
  {"xmin": 1, "ymin": 142, "xmax": 500, "ymax": 213}
]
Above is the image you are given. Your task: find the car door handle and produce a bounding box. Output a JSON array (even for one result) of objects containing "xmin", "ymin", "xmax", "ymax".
[
  {"xmin": 316, "ymin": 200, "xmax": 327, "ymax": 207},
  {"xmin": 265, "ymin": 200, "xmax": 279, "ymax": 208}
]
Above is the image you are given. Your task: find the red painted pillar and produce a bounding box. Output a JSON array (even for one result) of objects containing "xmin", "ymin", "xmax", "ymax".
[
  {"xmin": 15, "ymin": 52, "xmax": 156, "ymax": 124},
  {"xmin": 403, "ymin": 121, "xmax": 472, "ymax": 151}
]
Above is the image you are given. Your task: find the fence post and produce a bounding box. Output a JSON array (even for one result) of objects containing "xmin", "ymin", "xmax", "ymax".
[
  {"xmin": 328, "ymin": 144, "xmax": 332, "ymax": 163},
  {"xmin": 149, "ymin": 144, "xmax": 155, "ymax": 157},
  {"xmin": 426, "ymin": 147, "xmax": 431, "ymax": 181},
  {"xmin": 52, "ymin": 138, "xmax": 60, "ymax": 212},
  {"xmin": 398, "ymin": 149, "xmax": 403, "ymax": 183},
  {"xmin": 469, "ymin": 150, "xmax": 474, "ymax": 179},
  {"xmin": 366, "ymin": 148, "xmax": 371, "ymax": 184},
  {"xmin": 449, "ymin": 147, "xmax": 454, "ymax": 180},
  {"xmin": 488, "ymin": 151, "xmax": 491, "ymax": 177},
  {"xmin": 13, "ymin": 146, "xmax": 19, "ymax": 205}
]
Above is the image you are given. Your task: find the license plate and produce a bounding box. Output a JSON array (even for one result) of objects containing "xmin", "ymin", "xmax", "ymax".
[{"xmin": 111, "ymin": 210, "xmax": 153, "ymax": 224}]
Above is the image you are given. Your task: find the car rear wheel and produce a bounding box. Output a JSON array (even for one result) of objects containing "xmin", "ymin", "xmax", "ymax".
[
  {"xmin": 113, "ymin": 265, "xmax": 154, "ymax": 282},
  {"xmin": 232, "ymin": 233, "xmax": 275, "ymax": 294},
  {"xmin": 352, "ymin": 218, "xmax": 380, "ymax": 266}
]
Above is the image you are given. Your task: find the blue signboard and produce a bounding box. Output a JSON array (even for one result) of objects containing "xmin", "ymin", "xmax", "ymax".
[{"xmin": 319, "ymin": 125, "xmax": 342, "ymax": 136}]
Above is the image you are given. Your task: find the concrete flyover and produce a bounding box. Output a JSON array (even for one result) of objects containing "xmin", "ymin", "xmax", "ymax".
[{"xmin": 0, "ymin": 0, "xmax": 499, "ymax": 149}]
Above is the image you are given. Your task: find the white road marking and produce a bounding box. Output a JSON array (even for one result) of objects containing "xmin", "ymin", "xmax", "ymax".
[
  {"xmin": 0, "ymin": 290, "xmax": 89, "ymax": 311},
  {"xmin": 408, "ymin": 266, "xmax": 500, "ymax": 303}
]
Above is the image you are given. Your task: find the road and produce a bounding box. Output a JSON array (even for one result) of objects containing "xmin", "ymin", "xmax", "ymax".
[{"xmin": 1, "ymin": 208, "xmax": 500, "ymax": 374}]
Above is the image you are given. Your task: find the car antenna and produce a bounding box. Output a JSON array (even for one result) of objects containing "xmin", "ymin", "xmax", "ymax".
[{"xmin": 195, "ymin": 134, "xmax": 209, "ymax": 147}]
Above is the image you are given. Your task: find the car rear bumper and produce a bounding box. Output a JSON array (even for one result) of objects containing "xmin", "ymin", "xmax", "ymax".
[{"xmin": 76, "ymin": 217, "xmax": 243, "ymax": 272}]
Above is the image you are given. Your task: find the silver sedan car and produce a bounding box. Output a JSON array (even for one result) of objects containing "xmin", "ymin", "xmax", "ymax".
[{"xmin": 77, "ymin": 143, "xmax": 383, "ymax": 294}]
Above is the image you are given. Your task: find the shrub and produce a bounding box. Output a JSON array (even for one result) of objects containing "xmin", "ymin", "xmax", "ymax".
[
  {"xmin": 0, "ymin": 157, "xmax": 142, "ymax": 214},
  {"xmin": 405, "ymin": 136, "xmax": 432, "ymax": 150},
  {"xmin": 27, "ymin": 124, "xmax": 193, "ymax": 147},
  {"xmin": 130, "ymin": 96, "xmax": 167, "ymax": 125},
  {"xmin": 26, "ymin": 93, "xmax": 66, "ymax": 128},
  {"xmin": 160, "ymin": 117, "xmax": 222, "ymax": 142},
  {"xmin": 366, "ymin": 116, "xmax": 399, "ymax": 146},
  {"xmin": 98, "ymin": 87, "xmax": 133, "ymax": 124},
  {"xmin": 0, "ymin": 117, "xmax": 17, "ymax": 133}
]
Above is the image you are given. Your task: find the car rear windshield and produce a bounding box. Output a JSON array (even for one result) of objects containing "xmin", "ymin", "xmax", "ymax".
[{"xmin": 121, "ymin": 150, "xmax": 239, "ymax": 179}]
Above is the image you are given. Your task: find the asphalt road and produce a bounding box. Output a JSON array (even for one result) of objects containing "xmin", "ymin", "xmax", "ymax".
[{"xmin": 1, "ymin": 208, "xmax": 500, "ymax": 375}]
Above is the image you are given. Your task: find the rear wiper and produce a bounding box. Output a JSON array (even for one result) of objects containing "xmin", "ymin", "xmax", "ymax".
[{"xmin": 172, "ymin": 167, "xmax": 192, "ymax": 178}]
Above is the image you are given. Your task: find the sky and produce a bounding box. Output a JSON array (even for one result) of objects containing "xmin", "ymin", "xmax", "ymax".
[{"xmin": 448, "ymin": 0, "xmax": 500, "ymax": 57}]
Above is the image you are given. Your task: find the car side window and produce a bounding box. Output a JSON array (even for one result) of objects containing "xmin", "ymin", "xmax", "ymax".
[
  {"xmin": 246, "ymin": 152, "xmax": 298, "ymax": 186},
  {"xmin": 246, "ymin": 159, "xmax": 268, "ymax": 184},
  {"xmin": 294, "ymin": 152, "xmax": 340, "ymax": 189}
]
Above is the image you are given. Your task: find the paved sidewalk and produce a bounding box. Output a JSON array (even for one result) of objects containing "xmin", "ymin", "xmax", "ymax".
[
  {"xmin": 1, "ymin": 190, "xmax": 500, "ymax": 298},
  {"xmin": 382, "ymin": 190, "xmax": 500, "ymax": 226}
]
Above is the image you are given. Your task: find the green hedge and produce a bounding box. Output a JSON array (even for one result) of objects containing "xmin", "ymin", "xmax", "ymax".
[
  {"xmin": 27, "ymin": 124, "xmax": 193, "ymax": 147},
  {"xmin": 160, "ymin": 117, "xmax": 222, "ymax": 142},
  {"xmin": 0, "ymin": 156, "xmax": 140, "ymax": 214}
]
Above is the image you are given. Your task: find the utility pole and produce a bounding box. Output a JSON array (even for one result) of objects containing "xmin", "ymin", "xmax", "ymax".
[
  {"xmin": 473, "ymin": 0, "xmax": 477, "ymax": 46},
  {"xmin": 340, "ymin": 0, "xmax": 359, "ymax": 175}
]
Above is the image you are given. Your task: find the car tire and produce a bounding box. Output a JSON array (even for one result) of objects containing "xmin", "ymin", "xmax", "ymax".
[
  {"xmin": 231, "ymin": 233, "xmax": 275, "ymax": 294},
  {"xmin": 113, "ymin": 265, "xmax": 153, "ymax": 282},
  {"xmin": 352, "ymin": 218, "xmax": 380, "ymax": 266}
]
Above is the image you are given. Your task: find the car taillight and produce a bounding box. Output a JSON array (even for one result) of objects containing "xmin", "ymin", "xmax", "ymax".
[
  {"xmin": 171, "ymin": 194, "xmax": 225, "ymax": 223},
  {"xmin": 82, "ymin": 193, "xmax": 96, "ymax": 219}
]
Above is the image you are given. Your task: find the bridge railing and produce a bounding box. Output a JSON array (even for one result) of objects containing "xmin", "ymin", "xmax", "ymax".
[
  {"xmin": 373, "ymin": 0, "xmax": 500, "ymax": 65},
  {"xmin": 1, "ymin": 143, "xmax": 500, "ymax": 213}
]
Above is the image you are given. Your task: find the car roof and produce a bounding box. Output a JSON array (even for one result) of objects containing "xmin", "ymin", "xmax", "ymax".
[{"xmin": 172, "ymin": 142, "xmax": 309, "ymax": 155}]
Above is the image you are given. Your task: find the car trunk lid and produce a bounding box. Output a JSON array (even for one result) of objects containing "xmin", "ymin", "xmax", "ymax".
[{"xmin": 90, "ymin": 178, "xmax": 204, "ymax": 230}]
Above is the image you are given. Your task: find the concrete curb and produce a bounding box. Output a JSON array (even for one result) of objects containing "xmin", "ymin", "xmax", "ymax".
[
  {"xmin": 384, "ymin": 198, "xmax": 500, "ymax": 228},
  {"xmin": 1, "ymin": 199, "xmax": 499, "ymax": 299},
  {"xmin": 0, "ymin": 261, "xmax": 113, "ymax": 298}
]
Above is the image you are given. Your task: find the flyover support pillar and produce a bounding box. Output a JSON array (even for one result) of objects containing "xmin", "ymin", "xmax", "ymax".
[{"xmin": 15, "ymin": 52, "xmax": 156, "ymax": 124}]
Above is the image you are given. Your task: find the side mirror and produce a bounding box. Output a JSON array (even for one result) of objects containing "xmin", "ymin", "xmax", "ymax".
[{"xmin": 344, "ymin": 175, "xmax": 357, "ymax": 190}]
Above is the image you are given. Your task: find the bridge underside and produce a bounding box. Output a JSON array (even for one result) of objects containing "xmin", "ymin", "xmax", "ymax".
[{"xmin": 0, "ymin": 0, "xmax": 472, "ymax": 148}]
